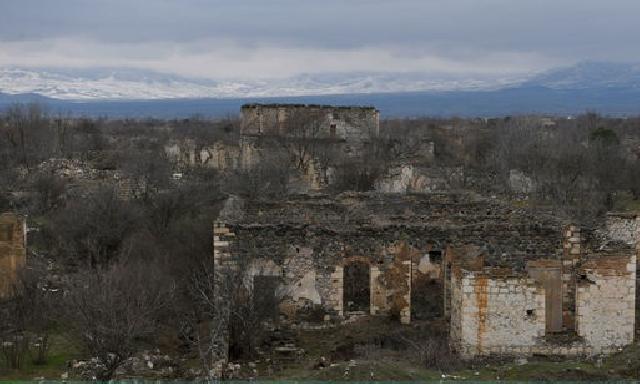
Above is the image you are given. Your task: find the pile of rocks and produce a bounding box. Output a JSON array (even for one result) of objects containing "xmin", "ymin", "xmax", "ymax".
[{"xmin": 67, "ymin": 350, "xmax": 178, "ymax": 380}]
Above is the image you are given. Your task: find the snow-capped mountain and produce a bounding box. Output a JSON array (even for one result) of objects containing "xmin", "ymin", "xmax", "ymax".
[
  {"xmin": 0, "ymin": 62, "xmax": 638, "ymax": 101},
  {"xmin": 524, "ymin": 62, "xmax": 640, "ymax": 89},
  {"xmin": 0, "ymin": 67, "xmax": 525, "ymax": 100}
]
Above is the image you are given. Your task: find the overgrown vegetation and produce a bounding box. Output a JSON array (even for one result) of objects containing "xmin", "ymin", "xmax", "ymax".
[{"xmin": 1, "ymin": 103, "xmax": 639, "ymax": 379}]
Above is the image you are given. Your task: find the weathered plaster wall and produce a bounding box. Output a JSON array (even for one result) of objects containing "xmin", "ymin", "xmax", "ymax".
[
  {"xmin": 451, "ymin": 269, "xmax": 546, "ymax": 358},
  {"xmin": 215, "ymin": 193, "xmax": 563, "ymax": 329},
  {"xmin": 227, "ymin": 224, "xmax": 414, "ymax": 322},
  {"xmin": 451, "ymin": 249, "xmax": 637, "ymax": 359},
  {"xmin": 576, "ymin": 253, "xmax": 636, "ymax": 352},
  {"xmin": 0, "ymin": 213, "xmax": 27, "ymax": 298}
]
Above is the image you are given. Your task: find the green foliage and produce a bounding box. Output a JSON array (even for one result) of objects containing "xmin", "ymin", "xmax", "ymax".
[{"xmin": 590, "ymin": 126, "xmax": 619, "ymax": 146}]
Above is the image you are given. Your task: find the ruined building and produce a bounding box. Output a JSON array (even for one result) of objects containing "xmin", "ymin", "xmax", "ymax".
[
  {"xmin": 239, "ymin": 104, "xmax": 379, "ymax": 141},
  {"xmin": 212, "ymin": 193, "xmax": 637, "ymax": 362},
  {"xmin": 0, "ymin": 213, "xmax": 27, "ymax": 298},
  {"xmin": 206, "ymin": 105, "xmax": 637, "ymax": 363},
  {"xmin": 166, "ymin": 104, "xmax": 379, "ymax": 170},
  {"xmin": 213, "ymin": 193, "xmax": 565, "ymax": 361},
  {"xmin": 450, "ymin": 225, "xmax": 636, "ymax": 358},
  {"xmin": 165, "ymin": 104, "xmax": 380, "ymax": 189}
]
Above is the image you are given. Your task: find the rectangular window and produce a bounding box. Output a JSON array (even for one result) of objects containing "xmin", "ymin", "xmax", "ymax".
[
  {"xmin": 0, "ymin": 224, "xmax": 13, "ymax": 241},
  {"xmin": 330, "ymin": 123, "xmax": 337, "ymax": 138}
]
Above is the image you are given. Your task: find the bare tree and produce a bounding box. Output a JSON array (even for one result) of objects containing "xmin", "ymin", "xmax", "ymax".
[
  {"xmin": 63, "ymin": 260, "xmax": 172, "ymax": 380},
  {"xmin": 178, "ymin": 254, "xmax": 230, "ymax": 377},
  {"xmin": 46, "ymin": 187, "xmax": 141, "ymax": 268},
  {"xmin": 285, "ymin": 108, "xmax": 325, "ymax": 171}
]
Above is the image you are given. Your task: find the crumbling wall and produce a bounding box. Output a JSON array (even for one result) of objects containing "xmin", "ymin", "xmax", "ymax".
[
  {"xmin": 235, "ymin": 193, "xmax": 563, "ymax": 266},
  {"xmin": 411, "ymin": 246, "xmax": 444, "ymax": 319},
  {"xmin": 509, "ymin": 169, "xmax": 536, "ymax": 195},
  {"xmin": 576, "ymin": 253, "xmax": 636, "ymax": 352},
  {"xmin": 228, "ymin": 225, "xmax": 415, "ymax": 323},
  {"xmin": 165, "ymin": 140, "xmax": 240, "ymax": 170},
  {"xmin": 0, "ymin": 213, "xmax": 27, "ymax": 298},
  {"xmin": 201, "ymin": 142, "xmax": 240, "ymax": 170},
  {"xmin": 375, "ymin": 165, "xmax": 447, "ymax": 194},
  {"xmin": 212, "ymin": 221, "xmax": 238, "ymax": 365},
  {"xmin": 606, "ymin": 213, "xmax": 639, "ymax": 245},
  {"xmin": 451, "ymin": 243, "xmax": 637, "ymax": 359},
  {"xmin": 562, "ymin": 225, "xmax": 582, "ymax": 330},
  {"xmin": 215, "ymin": 192, "xmax": 564, "ymax": 327},
  {"xmin": 240, "ymin": 104, "xmax": 379, "ymax": 143},
  {"xmin": 450, "ymin": 269, "xmax": 546, "ymax": 358}
]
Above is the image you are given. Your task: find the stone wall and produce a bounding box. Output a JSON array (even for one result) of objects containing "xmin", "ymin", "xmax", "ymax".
[
  {"xmin": 562, "ymin": 225, "xmax": 582, "ymax": 330},
  {"xmin": 212, "ymin": 221, "xmax": 238, "ymax": 365},
  {"xmin": 233, "ymin": 193, "xmax": 563, "ymax": 266},
  {"xmin": 509, "ymin": 169, "xmax": 536, "ymax": 195},
  {"xmin": 450, "ymin": 246, "xmax": 637, "ymax": 359},
  {"xmin": 450, "ymin": 269, "xmax": 546, "ymax": 358},
  {"xmin": 0, "ymin": 213, "xmax": 27, "ymax": 298},
  {"xmin": 165, "ymin": 139, "xmax": 240, "ymax": 171},
  {"xmin": 225, "ymin": 224, "xmax": 414, "ymax": 323},
  {"xmin": 375, "ymin": 165, "xmax": 448, "ymax": 194},
  {"xmin": 214, "ymin": 193, "xmax": 564, "ymax": 330},
  {"xmin": 209, "ymin": 192, "xmax": 640, "ymax": 364},
  {"xmin": 606, "ymin": 213, "xmax": 639, "ymax": 245},
  {"xmin": 240, "ymin": 104, "xmax": 379, "ymax": 143},
  {"xmin": 576, "ymin": 253, "xmax": 636, "ymax": 352}
]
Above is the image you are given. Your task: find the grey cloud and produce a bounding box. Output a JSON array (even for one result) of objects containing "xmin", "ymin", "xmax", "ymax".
[{"xmin": 0, "ymin": 0, "xmax": 638, "ymax": 76}]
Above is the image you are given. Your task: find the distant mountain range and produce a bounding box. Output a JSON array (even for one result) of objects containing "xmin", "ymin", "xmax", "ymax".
[
  {"xmin": 0, "ymin": 67, "xmax": 528, "ymax": 100},
  {"xmin": 0, "ymin": 62, "xmax": 639, "ymax": 117},
  {"xmin": 523, "ymin": 62, "xmax": 640, "ymax": 89}
]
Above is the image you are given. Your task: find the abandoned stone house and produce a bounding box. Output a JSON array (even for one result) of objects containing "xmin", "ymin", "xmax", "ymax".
[
  {"xmin": 0, "ymin": 213, "xmax": 27, "ymax": 298},
  {"xmin": 239, "ymin": 103, "xmax": 379, "ymax": 140},
  {"xmin": 165, "ymin": 104, "xmax": 380, "ymax": 189},
  {"xmin": 210, "ymin": 192, "xmax": 637, "ymax": 361},
  {"xmin": 450, "ymin": 225, "xmax": 636, "ymax": 358}
]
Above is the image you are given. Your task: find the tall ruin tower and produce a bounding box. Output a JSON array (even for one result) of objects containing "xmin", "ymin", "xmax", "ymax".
[{"xmin": 239, "ymin": 104, "xmax": 380, "ymax": 140}]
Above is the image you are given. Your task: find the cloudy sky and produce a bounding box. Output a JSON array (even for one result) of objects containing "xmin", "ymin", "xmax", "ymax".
[{"xmin": 0, "ymin": 0, "xmax": 638, "ymax": 80}]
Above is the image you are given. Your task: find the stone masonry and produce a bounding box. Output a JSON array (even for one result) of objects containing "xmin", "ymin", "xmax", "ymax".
[
  {"xmin": 240, "ymin": 104, "xmax": 379, "ymax": 141},
  {"xmin": 213, "ymin": 192, "xmax": 638, "ymax": 361},
  {"xmin": 576, "ymin": 252, "xmax": 636, "ymax": 352},
  {"xmin": 212, "ymin": 192, "xmax": 565, "ymax": 361},
  {"xmin": 606, "ymin": 212, "xmax": 639, "ymax": 245},
  {"xmin": 166, "ymin": 104, "xmax": 381, "ymax": 191},
  {"xmin": 450, "ymin": 268, "xmax": 546, "ymax": 358},
  {"xmin": 0, "ymin": 213, "xmax": 27, "ymax": 298},
  {"xmin": 450, "ymin": 239, "xmax": 636, "ymax": 358}
]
